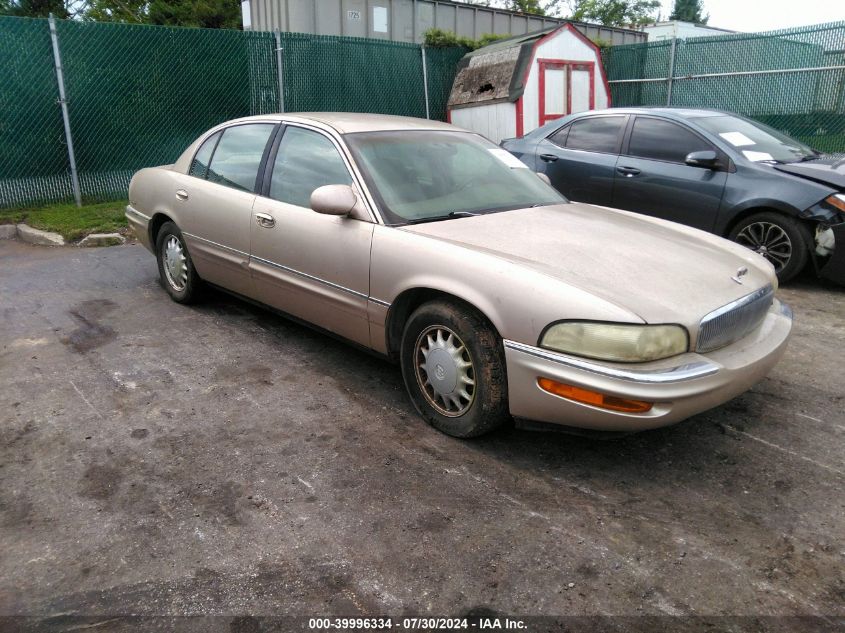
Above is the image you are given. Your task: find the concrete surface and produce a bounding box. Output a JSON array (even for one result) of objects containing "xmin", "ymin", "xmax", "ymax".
[
  {"xmin": 0, "ymin": 224, "xmax": 16, "ymax": 240},
  {"xmin": 16, "ymin": 224, "xmax": 65, "ymax": 247},
  {"xmin": 78, "ymin": 233, "xmax": 126, "ymax": 248},
  {"xmin": 1, "ymin": 240, "xmax": 843, "ymax": 630}
]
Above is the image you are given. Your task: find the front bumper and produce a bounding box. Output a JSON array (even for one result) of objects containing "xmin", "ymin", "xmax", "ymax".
[
  {"xmin": 503, "ymin": 299, "xmax": 792, "ymax": 432},
  {"xmin": 819, "ymin": 222, "xmax": 845, "ymax": 284}
]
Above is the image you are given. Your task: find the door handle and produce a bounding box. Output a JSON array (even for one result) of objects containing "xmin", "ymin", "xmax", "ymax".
[
  {"xmin": 539, "ymin": 153, "xmax": 559, "ymax": 162},
  {"xmin": 255, "ymin": 212, "xmax": 275, "ymax": 229},
  {"xmin": 616, "ymin": 166, "xmax": 641, "ymax": 177},
  {"xmin": 175, "ymin": 189, "xmax": 189, "ymax": 200}
]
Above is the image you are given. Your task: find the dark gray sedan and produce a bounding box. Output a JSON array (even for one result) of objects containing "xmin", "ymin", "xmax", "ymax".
[{"xmin": 501, "ymin": 108, "xmax": 845, "ymax": 284}]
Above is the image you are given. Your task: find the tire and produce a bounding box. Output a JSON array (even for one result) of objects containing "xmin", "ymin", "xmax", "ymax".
[
  {"xmin": 400, "ymin": 299, "xmax": 509, "ymax": 438},
  {"xmin": 728, "ymin": 212, "xmax": 812, "ymax": 283},
  {"xmin": 155, "ymin": 221, "xmax": 202, "ymax": 304}
]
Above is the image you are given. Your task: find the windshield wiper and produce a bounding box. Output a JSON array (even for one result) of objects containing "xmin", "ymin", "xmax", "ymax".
[{"xmin": 404, "ymin": 211, "xmax": 481, "ymax": 225}]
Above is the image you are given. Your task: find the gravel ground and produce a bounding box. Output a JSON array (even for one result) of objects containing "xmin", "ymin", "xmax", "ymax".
[{"xmin": 1, "ymin": 240, "xmax": 843, "ymax": 632}]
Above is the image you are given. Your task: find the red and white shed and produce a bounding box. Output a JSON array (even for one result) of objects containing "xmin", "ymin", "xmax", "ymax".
[{"xmin": 446, "ymin": 24, "xmax": 611, "ymax": 144}]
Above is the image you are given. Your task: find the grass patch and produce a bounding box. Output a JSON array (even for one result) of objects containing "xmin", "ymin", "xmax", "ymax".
[{"xmin": 0, "ymin": 200, "xmax": 128, "ymax": 242}]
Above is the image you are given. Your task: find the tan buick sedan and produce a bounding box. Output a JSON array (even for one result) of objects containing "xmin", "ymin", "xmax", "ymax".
[{"xmin": 127, "ymin": 113, "xmax": 792, "ymax": 438}]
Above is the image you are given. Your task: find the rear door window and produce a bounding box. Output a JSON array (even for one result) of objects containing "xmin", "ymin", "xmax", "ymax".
[
  {"xmin": 206, "ymin": 124, "xmax": 276, "ymax": 192},
  {"xmin": 627, "ymin": 117, "xmax": 712, "ymax": 163},
  {"xmin": 565, "ymin": 116, "xmax": 626, "ymax": 153}
]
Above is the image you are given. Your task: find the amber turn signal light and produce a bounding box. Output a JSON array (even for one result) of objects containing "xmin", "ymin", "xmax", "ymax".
[{"xmin": 537, "ymin": 377, "xmax": 653, "ymax": 413}]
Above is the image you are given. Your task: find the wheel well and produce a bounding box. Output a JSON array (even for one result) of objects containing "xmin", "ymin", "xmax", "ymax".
[
  {"xmin": 385, "ymin": 288, "xmax": 498, "ymax": 361},
  {"xmin": 148, "ymin": 213, "xmax": 173, "ymax": 250}
]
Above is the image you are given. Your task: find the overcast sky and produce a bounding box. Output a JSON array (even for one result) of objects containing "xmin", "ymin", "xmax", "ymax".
[{"xmin": 655, "ymin": 0, "xmax": 845, "ymax": 32}]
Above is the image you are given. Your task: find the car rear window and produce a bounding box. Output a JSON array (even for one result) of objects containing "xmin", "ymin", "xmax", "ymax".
[
  {"xmin": 565, "ymin": 116, "xmax": 625, "ymax": 153},
  {"xmin": 206, "ymin": 124, "xmax": 275, "ymax": 192},
  {"xmin": 628, "ymin": 117, "xmax": 712, "ymax": 163}
]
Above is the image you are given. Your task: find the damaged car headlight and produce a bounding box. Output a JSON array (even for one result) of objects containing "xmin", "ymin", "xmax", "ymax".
[
  {"xmin": 540, "ymin": 322, "xmax": 689, "ymax": 363},
  {"xmin": 823, "ymin": 193, "xmax": 845, "ymax": 214}
]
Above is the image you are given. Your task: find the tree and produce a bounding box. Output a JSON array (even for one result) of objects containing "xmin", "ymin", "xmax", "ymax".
[
  {"xmin": 453, "ymin": 0, "xmax": 569, "ymax": 17},
  {"xmin": 1, "ymin": 0, "xmax": 70, "ymax": 18},
  {"xmin": 84, "ymin": 0, "xmax": 148, "ymax": 23},
  {"xmin": 669, "ymin": 0, "xmax": 708, "ymax": 24},
  {"xmin": 509, "ymin": 0, "xmax": 545, "ymax": 14},
  {"xmin": 147, "ymin": 0, "xmax": 240, "ymax": 28},
  {"xmin": 569, "ymin": 0, "xmax": 660, "ymax": 26}
]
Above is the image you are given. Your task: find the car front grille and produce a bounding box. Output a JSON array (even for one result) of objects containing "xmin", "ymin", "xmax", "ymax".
[{"xmin": 696, "ymin": 284, "xmax": 774, "ymax": 353}]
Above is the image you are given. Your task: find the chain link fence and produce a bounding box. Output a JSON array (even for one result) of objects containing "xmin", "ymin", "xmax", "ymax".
[
  {"xmin": 0, "ymin": 16, "xmax": 466, "ymax": 209},
  {"xmin": 603, "ymin": 21, "xmax": 845, "ymax": 154}
]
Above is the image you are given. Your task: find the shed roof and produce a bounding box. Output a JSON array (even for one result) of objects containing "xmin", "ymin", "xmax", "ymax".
[{"xmin": 447, "ymin": 27, "xmax": 557, "ymax": 109}]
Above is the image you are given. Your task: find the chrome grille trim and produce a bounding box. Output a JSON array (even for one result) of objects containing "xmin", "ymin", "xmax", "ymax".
[{"xmin": 696, "ymin": 284, "xmax": 774, "ymax": 353}]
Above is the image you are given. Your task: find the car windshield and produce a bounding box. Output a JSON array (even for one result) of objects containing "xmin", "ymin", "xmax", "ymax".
[
  {"xmin": 344, "ymin": 130, "xmax": 566, "ymax": 225},
  {"xmin": 695, "ymin": 115, "xmax": 818, "ymax": 163}
]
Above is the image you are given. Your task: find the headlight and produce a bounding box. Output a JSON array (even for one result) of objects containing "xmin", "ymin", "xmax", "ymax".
[
  {"xmin": 540, "ymin": 322, "xmax": 689, "ymax": 362},
  {"xmin": 825, "ymin": 194, "xmax": 845, "ymax": 214}
]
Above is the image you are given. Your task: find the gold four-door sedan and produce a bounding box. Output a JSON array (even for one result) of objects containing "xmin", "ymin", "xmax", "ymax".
[{"xmin": 127, "ymin": 113, "xmax": 792, "ymax": 438}]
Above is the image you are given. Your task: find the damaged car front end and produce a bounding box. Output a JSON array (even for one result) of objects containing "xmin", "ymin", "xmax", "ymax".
[{"xmin": 799, "ymin": 192, "xmax": 845, "ymax": 283}]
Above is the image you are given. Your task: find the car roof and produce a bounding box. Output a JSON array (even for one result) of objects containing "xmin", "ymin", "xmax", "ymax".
[
  {"xmin": 231, "ymin": 112, "xmax": 458, "ymax": 134},
  {"xmin": 576, "ymin": 107, "xmax": 731, "ymax": 120}
]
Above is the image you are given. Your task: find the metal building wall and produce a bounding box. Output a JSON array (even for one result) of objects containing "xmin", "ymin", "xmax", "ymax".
[{"xmin": 244, "ymin": 0, "xmax": 647, "ymax": 46}]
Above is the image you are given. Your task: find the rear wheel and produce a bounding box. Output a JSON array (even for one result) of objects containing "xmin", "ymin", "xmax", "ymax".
[
  {"xmin": 400, "ymin": 299, "xmax": 509, "ymax": 438},
  {"xmin": 728, "ymin": 212, "xmax": 811, "ymax": 282},
  {"xmin": 155, "ymin": 221, "xmax": 202, "ymax": 304}
]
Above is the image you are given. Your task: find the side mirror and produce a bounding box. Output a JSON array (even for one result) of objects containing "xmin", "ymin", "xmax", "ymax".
[
  {"xmin": 310, "ymin": 184, "xmax": 358, "ymax": 216},
  {"xmin": 685, "ymin": 150, "xmax": 719, "ymax": 169},
  {"xmin": 536, "ymin": 172, "xmax": 552, "ymax": 186}
]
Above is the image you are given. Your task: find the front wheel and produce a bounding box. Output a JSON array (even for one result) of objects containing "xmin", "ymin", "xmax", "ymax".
[
  {"xmin": 155, "ymin": 221, "xmax": 202, "ymax": 304},
  {"xmin": 728, "ymin": 212, "xmax": 812, "ymax": 283},
  {"xmin": 400, "ymin": 299, "xmax": 509, "ymax": 438}
]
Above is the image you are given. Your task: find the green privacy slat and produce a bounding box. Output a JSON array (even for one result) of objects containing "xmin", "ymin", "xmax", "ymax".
[
  {"xmin": 0, "ymin": 17, "xmax": 465, "ymax": 208},
  {"xmin": 602, "ymin": 21, "xmax": 845, "ymax": 155}
]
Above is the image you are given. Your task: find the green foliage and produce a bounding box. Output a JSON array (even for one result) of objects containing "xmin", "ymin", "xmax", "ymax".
[
  {"xmin": 1, "ymin": 0, "xmax": 69, "ymax": 18},
  {"xmin": 0, "ymin": 200, "xmax": 128, "ymax": 241},
  {"xmin": 1, "ymin": 0, "xmax": 241, "ymax": 27},
  {"xmin": 508, "ymin": 0, "xmax": 545, "ymax": 15},
  {"xmin": 589, "ymin": 36, "xmax": 612, "ymax": 51},
  {"xmin": 570, "ymin": 0, "xmax": 660, "ymax": 27},
  {"xmin": 84, "ymin": 0, "xmax": 147, "ymax": 23},
  {"xmin": 423, "ymin": 28, "xmax": 510, "ymax": 51},
  {"xmin": 669, "ymin": 0, "xmax": 708, "ymax": 24},
  {"xmin": 148, "ymin": 0, "xmax": 241, "ymax": 29}
]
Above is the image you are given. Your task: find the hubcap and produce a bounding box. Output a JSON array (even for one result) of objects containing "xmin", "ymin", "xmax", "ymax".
[
  {"xmin": 163, "ymin": 235, "xmax": 188, "ymax": 291},
  {"xmin": 414, "ymin": 325, "xmax": 476, "ymax": 417},
  {"xmin": 735, "ymin": 221, "xmax": 792, "ymax": 273}
]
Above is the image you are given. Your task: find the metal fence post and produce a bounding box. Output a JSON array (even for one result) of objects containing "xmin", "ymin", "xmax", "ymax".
[
  {"xmin": 666, "ymin": 36, "xmax": 677, "ymax": 106},
  {"xmin": 274, "ymin": 31, "xmax": 286, "ymax": 113},
  {"xmin": 421, "ymin": 44, "xmax": 430, "ymax": 119},
  {"xmin": 48, "ymin": 14, "xmax": 82, "ymax": 208}
]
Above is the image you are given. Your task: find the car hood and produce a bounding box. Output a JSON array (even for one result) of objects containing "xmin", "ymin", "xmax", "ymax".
[
  {"xmin": 401, "ymin": 203, "xmax": 774, "ymax": 326},
  {"xmin": 773, "ymin": 157, "xmax": 845, "ymax": 189}
]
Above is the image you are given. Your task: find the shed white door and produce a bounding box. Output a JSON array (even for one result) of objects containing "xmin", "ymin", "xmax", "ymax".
[{"xmin": 538, "ymin": 60, "xmax": 595, "ymax": 126}]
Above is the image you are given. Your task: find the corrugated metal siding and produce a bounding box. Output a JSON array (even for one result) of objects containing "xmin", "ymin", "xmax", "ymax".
[{"xmin": 245, "ymin": 0, "xmax": 647, "ymax": 46}]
